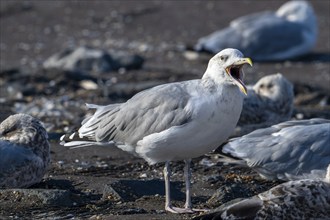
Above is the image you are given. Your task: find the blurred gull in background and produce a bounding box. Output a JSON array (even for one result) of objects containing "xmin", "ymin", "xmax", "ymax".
[
  {"xmin": 43, "ymin": 46, "xmax": 144, "ymax": 73},
  {"xmin": 193, "ymin": 164, "xmax": 330, "ymax": 220},
  {"xmin": 235, "ymin": 73, "xmax": 294, "ymax": 136},
  {"xmin": 0, "ymin": 114, "xmax": 50, "ymax": 188},
  {"xmin": 217, "ymin": 118, "xmax": 330, "ymax": 181},
  {"xmin": 195, "ymin": 1, "xmax": 317, "ymax": 61}
]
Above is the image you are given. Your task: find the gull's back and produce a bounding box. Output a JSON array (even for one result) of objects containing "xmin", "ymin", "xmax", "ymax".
[
  {"xmin": 0, "ymin": 141, "xmax": 44, "ymax": 188},
  {"xmin": 221, "ymin": 118, "xmax": 330, "ymax": 180}
]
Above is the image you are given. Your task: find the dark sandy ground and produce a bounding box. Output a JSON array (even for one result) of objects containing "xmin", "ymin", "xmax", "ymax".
[{"xmin": 0, "ymin": 1, "xmax": 329, "ymax": 219}]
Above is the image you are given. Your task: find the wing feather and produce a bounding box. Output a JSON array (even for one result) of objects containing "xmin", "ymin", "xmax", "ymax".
[
  {"xmin": 80, "ymin": 82, "xmax": 194, "ymax": 145},
  {"xmin": 222, "ymin": 119, "xmax": 330, "ymax": 180}
]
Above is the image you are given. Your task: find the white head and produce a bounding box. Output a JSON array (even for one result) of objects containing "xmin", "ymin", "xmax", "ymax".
[{"xmin": 204, "ymin": 48, "xmax": 253, "ymax": 95}]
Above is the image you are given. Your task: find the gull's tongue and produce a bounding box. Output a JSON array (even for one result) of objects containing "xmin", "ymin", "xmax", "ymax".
[
  {"xmin": 236, "ymin": 78, "xmax": 247, "ymax": 95},
  {"xmin": 238, "ymin": 78, "xmax": 245, "ymax": 87}
]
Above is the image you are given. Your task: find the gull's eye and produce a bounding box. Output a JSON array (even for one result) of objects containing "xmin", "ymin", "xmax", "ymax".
[
  {"xmin": 220, "ymin": 55, "xmax": 228, "ymax": 62},
  {"xmin": 1, "ymin": 125, "xmax": 17, "ymax": 138}
]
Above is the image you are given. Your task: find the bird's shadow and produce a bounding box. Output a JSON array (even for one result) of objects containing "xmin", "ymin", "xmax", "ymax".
[
  {"xmin": 33, "ymin": 178, "xmax": 186, "ymax": 202},
  {"xmin": 108, "ymin": 179, "xmax": 185, "ymax": 201},
  {"xmin": 31, "ymin": 178, "xmax": 76, "ymax": 191}
]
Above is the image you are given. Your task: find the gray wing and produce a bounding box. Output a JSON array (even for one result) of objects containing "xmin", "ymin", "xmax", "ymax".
[
  {"xmin": 272, "ymin": 118, "xmax": 330, "ymax": 128},
  {"xmin": 0, "ymin": 141, "xmax": 41, "ymax": 182},
  {"xmin": 222, "ymin": 119, "xmax": 330, "ymax": 180},
  {"xmin": 79, "ymin": 82, "xmax": 194, "ymax": 145},
  {"xmin": 238, "ymin": 17, "xmax": 306, "ymax": 60}
]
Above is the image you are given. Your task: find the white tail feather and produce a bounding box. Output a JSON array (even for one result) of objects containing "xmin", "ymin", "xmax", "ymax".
[{"xmin": 62, "ymin": 140, "xmax": 115, "ymax": 149}]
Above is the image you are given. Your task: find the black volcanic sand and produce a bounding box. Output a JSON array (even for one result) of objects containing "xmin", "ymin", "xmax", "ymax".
[{"xmin": 0, "ymin": 1, "xmax": 329, "ymax": 219}]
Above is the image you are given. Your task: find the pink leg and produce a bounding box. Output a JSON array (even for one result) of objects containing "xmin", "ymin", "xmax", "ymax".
[{"xmin": 164, "ymin": 160, "xmax": 208, "ymax": 214}]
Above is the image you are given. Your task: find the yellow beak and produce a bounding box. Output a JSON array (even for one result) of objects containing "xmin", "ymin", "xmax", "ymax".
[{"xmin": 240, "ymin": 58, "xmax": 253, "ymax": 67}]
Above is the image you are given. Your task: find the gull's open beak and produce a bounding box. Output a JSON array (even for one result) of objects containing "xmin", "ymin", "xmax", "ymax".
[{"xmin": 225, "ymin": 58, "xmax": 252, "ymax": 95}]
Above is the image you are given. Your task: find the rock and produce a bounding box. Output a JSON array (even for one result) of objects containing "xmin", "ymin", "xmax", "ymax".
[
  {"xmin": 112, "ymin": 53, "xmax": 144, "ymax": 70},
  {"xmin": 0, "ymin": 68, "xmax": 20, "ymax": 77},
  {"xmin": 183, "ymin": 51, "xmax": 199, "ymax": 61},
  {"xmin": 43, "ymin": 46, "xmax": 144, "ymax": 73},
  {"xmin": 102, "ymin": 183, "xmax": 123, "ymax": 201},
  {"xmin": 43, "ymin": 47, "xmax": 118, "ymax": 72},
  {"xmin": 121, "ymin": 208, "xmax": 147, "ymax": 215},
  {"xmin": 79, "ymin": 80, "xmax": 99, "ymax": 90},
  {"xmin": 0, "ymin": 189, "xmax": 74, "ymax": 206}
]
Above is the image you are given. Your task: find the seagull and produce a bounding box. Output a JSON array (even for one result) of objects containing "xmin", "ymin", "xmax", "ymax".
[
  {"xmin": 193, "ymin": 164, "xmax": 330, "ymax": 220},
  {"xmin": 60, "ymin": 48, "xmax": 253, "ymax": 213},
  {"xmin": 0, "ymin": 114, "xmax": 50, "ymax": 188},
  {"xmin": 235, "ymin": 73, "xmax": 294, "ymax": 136},
  {"xmin": 217, "ymin": 118, "xmax": 330, "ymax": 181},
  {"xmin": 195, "ymin": 1, "xmax": 317, "ymax": 61}
]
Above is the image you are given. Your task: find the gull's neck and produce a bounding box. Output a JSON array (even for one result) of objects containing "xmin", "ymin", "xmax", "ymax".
[{"xmin": 202, "ymin": 62, "xmax": 227, "ymax": 86}]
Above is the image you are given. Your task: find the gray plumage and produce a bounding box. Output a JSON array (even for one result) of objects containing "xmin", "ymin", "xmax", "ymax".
[
  {"xmin": 193, "ymin": 165, "xmax": 330, "ymax": 220},
  {"xmin": 62, "ymin": 48, "xmax": 253, "ymax": 213},
  {"xmin": 80, "ymin": 83, "xmax": 193, "ymax": 147},
  {"xmin": 0, "ymin": 114, "xmax": 50, "ymax": 188},
  {"xmin": 218, "ymin": 118, "xmax": 330, "ymax": 181},
  {"xmin": 195, "ymin": 1, "xmax": 317, "ymax": 61},
  {"xmin": 235, "ymin": 73, "xmax": 294, "ymax": 136}
]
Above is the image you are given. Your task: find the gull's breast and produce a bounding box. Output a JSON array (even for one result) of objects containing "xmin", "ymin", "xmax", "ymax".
[{"xmin": 135, "ymin": 88, "xmax": 244, "ymax": 164}]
